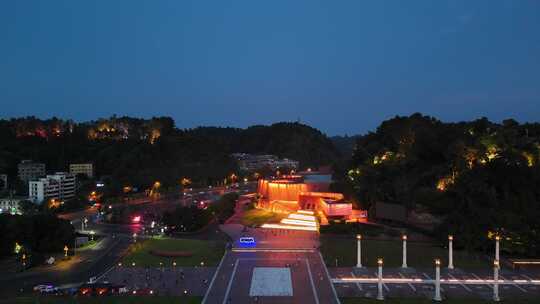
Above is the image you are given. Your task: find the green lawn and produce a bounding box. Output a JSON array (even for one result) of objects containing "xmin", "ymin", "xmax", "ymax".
[
  {"xmin": 321, "ymin": 236, "xmax": 487, "ymax": 268},
  {"xmin": 241, "ymin": 208, "xmax": 285, "ymax": 227},
  {"xmin": 4, "ymin": 296, "xmax": 201, "ymax": 304},
  {"xmin": 121, "ymin": 237, "xmax": 224, "ymax": 267},
  {"xmin": 341, "ymin": 298, "xmax": 538, "ymax": 304}
]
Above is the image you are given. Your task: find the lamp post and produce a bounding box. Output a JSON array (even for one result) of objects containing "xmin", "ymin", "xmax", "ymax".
[
  {"xmin": 356, "ymin": 234, "xmax": 363, "ymax": 268},
  {"xmin": 64, "ymin": 245, "xmax": 68, "ymax": 257},
  {"xmin": 377, "ymin": 258, "xmax": 384, "ymax": 300},
  {"xmin": 448, "ymin": 235, "xmax": 454, "ymax": 269},
  {"xmin": 493, "ymin": 260, "xmax": 500, "ymax": 302},
  {"xmin": 133, "ymin": 233, "xmax": 137, "ymax": 243},
  {"xmin": 401, "ymin": 235, "xmax": 408, "ymax": 268},
  {"xmin": 495, "ymin": 235, "xmax": 500, "ymax": 262},
  {"xmin": 90, "ymin": 230, "xmax": 95, "ymax": 241},
  {"xmin": 434, "ymin": 259, "xmax": 442, "ymax": 301}
]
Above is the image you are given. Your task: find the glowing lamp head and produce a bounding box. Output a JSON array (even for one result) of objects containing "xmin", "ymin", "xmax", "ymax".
[
  {"xmin": 173, "ymin": 261, "xmax": 177, "ymax": 267},
  {"xmin": 377, "ymin": 258, "xmax": 383, "ymax": 266},
  {"xmin": 118, "ymin": 262, "xmax": 122, "ymax": 267},
  {"xmin": 495, "ymin": 235, "xmax": 501, "ymax": 241},
  {"xmin": 356, "ymin": 234, "xmax": 362, "ymax": 240},
  {"xmin": 435, "ymin": 259, "xmax": 441, "ymax": 266},
  {"xmin": 494, "ymin": 260, "xmax": 500, "ymax": 267},
  {"xmin": 132, "ymin": 262, "xmax": 136, "ymax": 266},
  {"xmin": 448, "ymin": 235, "xmax": 453, "ymax": 241},
  {"xmin": 402, "ymin": 235, "xmax": 407, "ymax": 241}
]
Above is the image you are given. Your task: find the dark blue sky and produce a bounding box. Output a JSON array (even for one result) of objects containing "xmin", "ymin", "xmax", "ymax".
[{"xmin": 1, "ymin": 1, "xmax": 539, "ymax": 135}]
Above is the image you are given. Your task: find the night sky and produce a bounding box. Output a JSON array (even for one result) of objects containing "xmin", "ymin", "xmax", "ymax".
[{"xmin": 1, "ymin": 1, "xmax": 539, "ymax": 135}]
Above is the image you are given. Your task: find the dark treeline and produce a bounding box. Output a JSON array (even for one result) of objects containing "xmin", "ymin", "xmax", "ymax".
[
  {"xmin": 0, "ymin": 116, "xmax": 340, "ymax": 194},
  {"xmin": 347, "ymin": 113, "xmax": 540, "ymax": 255},
  {"xmin": 0, "ymin": 213, "xmax": 75, "ymax": 260}
]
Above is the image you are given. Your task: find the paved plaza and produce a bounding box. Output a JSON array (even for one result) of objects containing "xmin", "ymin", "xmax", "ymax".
[
  {"xmin": 203, "ymin": 249, "xmax": 339, "ymax": 304},
  {"xmin": 331, "ymin": 266, "xmax": 540, "ymax": 301},
  {"xmin": 249, "ymin": 267, "xmax": 293, "ymax": 296},
  {"xmin": 98, "ymin": 266, "xmax": 215, "ymax": 296}
]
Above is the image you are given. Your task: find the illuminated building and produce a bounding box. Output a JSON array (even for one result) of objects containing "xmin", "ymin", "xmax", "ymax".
[{"xmin": 257, "ymin": 171, "xmax": 366, "ymax": 223}]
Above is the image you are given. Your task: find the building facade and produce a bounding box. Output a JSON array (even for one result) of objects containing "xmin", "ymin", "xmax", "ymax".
[
  {"xmin": 231, "ymin": 153, "xmax": 299, "ymax": 172},
  {"xmin": 18, "ymin": 160, "xmax": 46, "ymax": 182},
  {"xmin": 256, "ymin": 171, "xmax": 366, "ymax": 223},
  {"xmin": 29, "ymin": 172, "xmax": 76, "ymax": 204},
  {"xmin": 69, "ymin": 163, "xmax": 94, "ymax": 178},
  {"xmin": 0, "ymin": 197, "xmax": 25, "ymax": 214}
]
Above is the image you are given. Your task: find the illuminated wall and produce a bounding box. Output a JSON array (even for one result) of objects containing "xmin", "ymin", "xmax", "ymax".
[
  {"xmin": 258, "ymin": 179, "xmax": 308, "ymax": 202},
  {"xmin": 320, "ymin": 199, "xmax": 353, "ymax": 217}
]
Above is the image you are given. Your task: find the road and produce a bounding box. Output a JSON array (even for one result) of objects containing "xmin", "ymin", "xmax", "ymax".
[
  {"xmin": 0, "ymin": 235, "xmax": 131, "ymax": 297},
  {"xmin": 0, "ymin": 184, "xmax": 256, "ymax": 297}
]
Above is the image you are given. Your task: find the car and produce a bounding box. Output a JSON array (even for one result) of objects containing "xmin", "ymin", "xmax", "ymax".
[{"xmin": 33, "ymin": 284, "xmax": 51, "ymax": 292}]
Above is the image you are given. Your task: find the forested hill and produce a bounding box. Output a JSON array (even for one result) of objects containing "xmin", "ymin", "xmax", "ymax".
[
  {"xmin": 0, "ymin": 117, "xmax": 340, "ymax": 191},
  {"xmin": 347, "ymin": 113, "xmax": 540, "ymax": 255},
  {"xmin": 331, "ymin": 135, "xmax": 360, "ymax": 160}
]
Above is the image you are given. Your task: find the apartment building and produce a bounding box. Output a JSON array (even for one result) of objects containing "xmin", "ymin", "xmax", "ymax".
[{"xmin": 29, "ymin": 172, "xmax": 76, "ymax": 204}]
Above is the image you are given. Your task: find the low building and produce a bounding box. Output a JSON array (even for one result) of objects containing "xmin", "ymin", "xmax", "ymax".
[
  {"xmin": 0, "ymin": 174, "xmax": 7, "ymax": 190},
  {"xmin": 257, "ymin": 172, "xmax": 366, "ymax": 222},
  {"xmin": 0, "ymin": 196, "xmax": 26, "ymax": 214},
  {"xmin": 231, "ymin": 153, "xmax": 299, "ymax": 172},
  {"xmin": 29, "ymin": 172, "xmax": 76, "ymax": 204},
  {"xmin": 69, "ymin": 163, "xmax": 94, "ymax": 178},
  {"xmin": 18, "ymin": 160, "xmax": 46, "ymax": 182}
]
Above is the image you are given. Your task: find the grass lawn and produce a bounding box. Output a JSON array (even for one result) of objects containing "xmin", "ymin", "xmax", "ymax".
[
  {"xmin": 241, "ymin": 208, "xmax": 285, "ymax": 227},
  {"xmin": 121, "ymin": 237, "xmax": 224, "ymax": 267},
  {"xmin": 4, "ymin": 296, "xmax": 201, "ymax": 304},
  {"xmin": 321, "ymin": 236, "xmax": 487, "ymax": 268},
  {"xmin": 341, "ymin": 298, "xmax": 538, "ymax": 304}
]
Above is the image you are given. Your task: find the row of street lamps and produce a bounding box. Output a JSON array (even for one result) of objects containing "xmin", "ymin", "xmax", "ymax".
[
  {"xmin": 356, "ymin": 234, "xmax": 502, "ymax": 270},
  {"xmin": 357, "ymin": 234, "xmax": 503, "ymax": 301}
]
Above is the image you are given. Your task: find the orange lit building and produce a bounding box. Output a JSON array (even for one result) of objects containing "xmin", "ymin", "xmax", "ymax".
[{"xmin": 257, "ymin": 172, "xmax": 367, "ymax": 223}]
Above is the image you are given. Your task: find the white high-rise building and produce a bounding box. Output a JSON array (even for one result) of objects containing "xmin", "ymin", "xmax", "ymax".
[{"xmin": 29, "ymin": 172, "xmax": 76, "ymax": 204}]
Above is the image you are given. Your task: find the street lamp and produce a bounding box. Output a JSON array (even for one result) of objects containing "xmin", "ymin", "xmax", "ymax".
[
  {"xmin": 90, "ymin": 230, "xmax": 95, "ymax": 241},
  {"xmin": 356, "ymin": 234, "xmax": 363, "ymax": 268},
  {"xmin": 377, "ymin": 258, "xmax": 384, "ymax": 300},
  {"xmin": 132, "ymin": 233, "xmax": 137, "ymax": 243},
  {"xmin": 64, "ymin": 245, "xmax": 69, "ymax": 257},
  {"xmin": 493, "ymin": 259, "xmax": 500, "ymax": 302},
  {"xmin": 495, "ymin": 235, "xmax": 501, "ymax": 262},
  {"xmin": 401, "ymin": 235, "xmax": 408, "ymax": 268},
  {"xmin": 434, "ymin": 259, "xmax": 442, "ymax": 301},
  {"xmin": 448, "ymin": 235, "xmax": 454, "ymax": 269}
]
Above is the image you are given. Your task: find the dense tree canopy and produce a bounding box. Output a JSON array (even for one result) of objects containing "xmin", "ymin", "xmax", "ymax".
[
  {"xmin": 0, "ymin": 117, "xmax": 339, "ymax": 195},
  {"xmin": 348, "ymin": 113, "xmax": 540, "ymax": 255}
]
